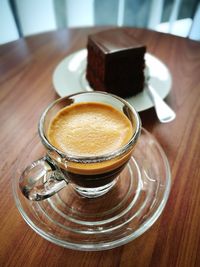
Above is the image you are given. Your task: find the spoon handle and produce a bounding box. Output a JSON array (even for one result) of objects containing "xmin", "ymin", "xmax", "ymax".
[{"xmin": 146, "ymin": 84, "xmax": 176, "ymax": 123}]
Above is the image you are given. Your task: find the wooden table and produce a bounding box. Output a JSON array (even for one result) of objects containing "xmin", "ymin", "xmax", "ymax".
[{"xmin": 0, "ymin": 27, "xmax": 200, "ymax": 267}]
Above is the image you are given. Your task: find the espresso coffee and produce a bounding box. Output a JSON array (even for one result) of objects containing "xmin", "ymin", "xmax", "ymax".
[
  {"xmin": 20, "ymin": 92, "xmax": 141, "ymax": 201},
  {"xmin": 47, "ymin": 102, "xmax": 136, "ymax": 187},
  {"xmin": 48, "ymin": 102, "xmax": 133, "ymax": 156}
]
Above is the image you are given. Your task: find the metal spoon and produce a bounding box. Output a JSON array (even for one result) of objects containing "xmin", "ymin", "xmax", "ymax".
[{"xmin": 145, "ymin": 82, "xmax": 176, "ymax": 123}]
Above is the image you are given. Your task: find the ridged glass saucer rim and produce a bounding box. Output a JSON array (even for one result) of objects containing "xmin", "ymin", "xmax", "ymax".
[{"xmin": 12, "ymin": 128, "xmax": 171, "ymax": 251}]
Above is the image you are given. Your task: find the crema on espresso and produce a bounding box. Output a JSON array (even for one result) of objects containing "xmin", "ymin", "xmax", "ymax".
[{"xmin": 48, "ymin": 102, "xmax": 134, "ymax": 157}]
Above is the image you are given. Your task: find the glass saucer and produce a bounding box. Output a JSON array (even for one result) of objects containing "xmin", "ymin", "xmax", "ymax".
[{"xmin": 12, "ymin": 128, "xmax": 171, "ymax": 251}]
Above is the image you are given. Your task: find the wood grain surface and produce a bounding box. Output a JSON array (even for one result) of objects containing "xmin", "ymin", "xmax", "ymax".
[{"xmin": 0, "ymin": 27, "xmax": 200, "ymax": 267}]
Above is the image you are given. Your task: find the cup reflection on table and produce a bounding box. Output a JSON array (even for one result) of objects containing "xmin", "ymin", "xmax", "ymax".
[{"xmin": 19, "ymin": 91, "xmax": 141, "ymax": 200}]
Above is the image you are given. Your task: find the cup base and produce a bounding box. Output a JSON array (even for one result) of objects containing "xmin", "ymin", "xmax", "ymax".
[
  {"xmin": 72, "ymin": 179, "xmax": 118, "ymax": 198},
  {"xmin": 13, "ymin": 128, "xmax": 171, "ymax": 251}
]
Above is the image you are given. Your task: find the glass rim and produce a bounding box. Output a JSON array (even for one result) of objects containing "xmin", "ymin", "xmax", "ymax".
[{"xmin": 38, "ymin": 91, "xmax": 141, "ymax": 163}]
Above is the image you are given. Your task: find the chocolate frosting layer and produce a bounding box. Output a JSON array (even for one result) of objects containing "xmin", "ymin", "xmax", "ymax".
[{"xmin": 88, "ymin": 29, "xmax": 145, "ymax": 54}]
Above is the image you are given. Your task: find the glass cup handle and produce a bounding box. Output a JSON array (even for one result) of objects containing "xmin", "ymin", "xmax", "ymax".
[{"xmin": 19, "ymin": 157, "xmax": 67, "ymax": 201}]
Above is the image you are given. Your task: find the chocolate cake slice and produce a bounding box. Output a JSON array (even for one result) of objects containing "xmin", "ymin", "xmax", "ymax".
[{"xmin": 86, "ymin": 29, "xmax": 146, "ymax": 97}]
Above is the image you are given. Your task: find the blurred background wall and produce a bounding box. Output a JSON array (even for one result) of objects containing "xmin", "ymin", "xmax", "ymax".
[{"xmin": 0, "ymin": 0, "xmax": 200, "ymax": 44}]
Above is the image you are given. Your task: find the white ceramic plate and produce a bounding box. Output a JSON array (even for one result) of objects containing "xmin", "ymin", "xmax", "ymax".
[{"xmin": 53, "ymin": 49, "xmax": 172, "ymax": 112}]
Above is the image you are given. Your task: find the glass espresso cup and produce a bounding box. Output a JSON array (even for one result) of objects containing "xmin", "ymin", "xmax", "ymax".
[{"xmin": 19, "ymin": 92, "xmax": 141, "ymax": 200}]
